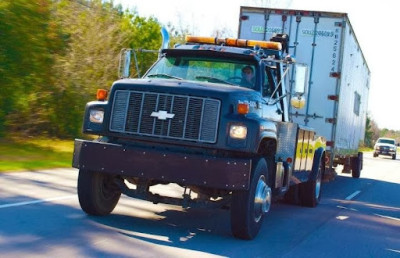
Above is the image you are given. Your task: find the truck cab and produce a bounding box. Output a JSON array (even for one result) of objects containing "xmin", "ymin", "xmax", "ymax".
[{"xmin": 72, "ymin": 33, "xmax": 325, "ymax": 240}]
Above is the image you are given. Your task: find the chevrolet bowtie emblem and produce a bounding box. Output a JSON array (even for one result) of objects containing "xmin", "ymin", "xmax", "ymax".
[{"xmin": 150, "ymin": 110, "xmax": 175, "ymax": 120}]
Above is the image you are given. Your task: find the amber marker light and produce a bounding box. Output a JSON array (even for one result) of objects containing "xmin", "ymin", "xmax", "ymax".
[
  {"xmin": 247, "ymin": 40, "xmax": 282, "ymax": 50},
  {"xmin": 185, "ymin": 36, "xmax": 216, "ymax": 44},
  {"xmin": 237, "ymin": 103, "xmax": 250, "ymax": 114},
  {"xmin": 97, "ymin": 89, "xmax": 108, "ymax": 101}
]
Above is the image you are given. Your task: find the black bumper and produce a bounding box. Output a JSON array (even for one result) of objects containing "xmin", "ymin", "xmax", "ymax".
[
  {"xmin": 374, "ymin": 150, "xmax": 396, "ymax": 156},
  {"xmin": 72, "ymin": 139, "xmax": 252, "ymax": 190}
]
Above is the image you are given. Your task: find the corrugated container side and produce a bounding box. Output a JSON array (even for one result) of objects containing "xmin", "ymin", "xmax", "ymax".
[
  {"xmin": 238, "ymin": 7, "xmax": 370, "ymax": 155},
  {"xmin": 335, "ymin": 20, "xmax": 370, "ymax": 154}
]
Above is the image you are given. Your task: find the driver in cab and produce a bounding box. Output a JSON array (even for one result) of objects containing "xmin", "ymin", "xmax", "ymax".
[{"xmin": 241, "ymin": 65, "xmax": 255, "ymax": 88}]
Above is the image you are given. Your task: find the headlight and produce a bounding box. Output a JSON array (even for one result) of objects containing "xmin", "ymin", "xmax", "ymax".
[
  {"xmin": 230, "ymin": 125, "xmax": 247, "ymax": 139},
  {"xmin": 89, "ymin": 109, "xmax": 104, "ymax": 123}
]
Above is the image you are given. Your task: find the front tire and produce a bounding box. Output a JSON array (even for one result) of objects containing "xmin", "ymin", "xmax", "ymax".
[
  {"xmin": 392, "ymin": 154, "xmax": 396, "ymax": 160},
  {"xmin": 230, "ymin": 158, "xmax": 271, "ymax": 240},
  {"xmin": 77, "ymin": 169, "xmax": 121, "ymax": 216}
]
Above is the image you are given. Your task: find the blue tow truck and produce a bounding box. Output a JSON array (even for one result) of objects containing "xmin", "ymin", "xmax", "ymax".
[{"xmin": 72, "ymin": 30, "xmax": 326, "ymax": 239}]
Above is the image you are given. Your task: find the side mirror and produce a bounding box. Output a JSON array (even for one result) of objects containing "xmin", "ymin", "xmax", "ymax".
[
  {"xmin": 293, "ymin": 63, "xmax": 308, "ymax": 95},
  {"xmin": 290, "ymin": 63, "xmax": 308, "ymax": 109},
  {"xmin": 118, "ymin": 49, "xmax": 131, "ymax": 78}
]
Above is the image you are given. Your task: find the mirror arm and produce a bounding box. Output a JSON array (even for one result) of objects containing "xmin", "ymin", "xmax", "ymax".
[
  {"xmin": 267, "ymin": 66, "xmax": 290, "ymax": 105},
  {"xmin": 132, "ymin": 50, "xmax": 140, "ymax": 78},
  {"xmin": 267, "ymin": 93, "xmax": 288, "ymax": 105}
]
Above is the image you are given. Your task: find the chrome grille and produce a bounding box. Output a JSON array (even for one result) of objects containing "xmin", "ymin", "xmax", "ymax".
[{"xmin": 109, "ymin": 90, "xmax": 220, "ymax": 143}]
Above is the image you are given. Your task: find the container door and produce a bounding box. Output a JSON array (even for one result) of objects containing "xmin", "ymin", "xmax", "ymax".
[{"xmin": 239, "ymin": 8, "xmax": 345, "ymax": 146}]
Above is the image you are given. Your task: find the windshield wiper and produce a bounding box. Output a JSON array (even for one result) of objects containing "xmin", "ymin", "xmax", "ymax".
[
  {"xmin": 195, "ymin": 76, "xmax": 235, "ymax": 85},
  {"xmin": 147, "ymin": 73, "xmax": 183, "ymax": 80}
]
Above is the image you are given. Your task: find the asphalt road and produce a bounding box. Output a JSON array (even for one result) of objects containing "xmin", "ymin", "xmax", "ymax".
[{"xmin": 0, "ymin": 153, "xmax": 399, "ymax": 257}]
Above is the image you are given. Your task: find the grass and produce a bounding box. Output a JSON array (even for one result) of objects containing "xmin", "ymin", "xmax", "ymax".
[
  {"xmin": 0, "ymin": 137, "xmax": 74, "ymax": 172},
  {"xmin": 359, "ymin": 147, "xmax": 373, "ymax": 152},
  {"xmin": 359, "ymin": 147, "xmax": 400, "ymax": 152}
]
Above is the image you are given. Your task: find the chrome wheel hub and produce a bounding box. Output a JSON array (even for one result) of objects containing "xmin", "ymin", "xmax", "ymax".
[
  {"xmin": 315, "ymin": 168, "xmax": 322, "ymax": 199},
  {"xmin": 254, "ymin": 175, "xmax": 271, "ymax": 223}
]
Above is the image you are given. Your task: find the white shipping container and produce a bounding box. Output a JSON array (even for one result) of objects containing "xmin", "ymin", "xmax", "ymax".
[{"xmin": 239, "ymin": 7, "xmax": 370, "ymax": 166}]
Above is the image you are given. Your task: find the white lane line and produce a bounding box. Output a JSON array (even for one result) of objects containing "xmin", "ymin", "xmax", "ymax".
[
  {"xmin": 345, "ymin": 190, "xmax": 361, "ymax": 200},
  {"xmin": 374, "ymin": 213, "xmax": 400, "ymax": 222},
  {"xmin": 336, "ymin": 205, "xmax": 358, "ymax": 211},
  {"xmin": 387, "ymin": 249, "xmax": 400, "ymax": 254},
  {"xmin": 0, "ymin": 195, "xmax": 77, "ymax": 209}
]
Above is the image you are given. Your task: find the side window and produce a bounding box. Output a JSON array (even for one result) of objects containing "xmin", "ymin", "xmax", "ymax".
[{"xmin": 263, "ymin": 66, "xmax": 277, "ymax": 97}]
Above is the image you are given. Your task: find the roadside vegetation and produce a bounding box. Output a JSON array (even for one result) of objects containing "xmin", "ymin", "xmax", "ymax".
[
  {"xmin": 0, "ymin": 137, "xmax": 74, "ymax": 172},
  {"xmin": 0, "ymin": 0, "xmax": 187, "ymax": 139},
  {"xmin": 0, "ymin": 0, "xmax": 188, "ymax": 172}
]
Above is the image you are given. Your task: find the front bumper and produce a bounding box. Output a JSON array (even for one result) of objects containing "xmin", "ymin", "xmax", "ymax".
[
  {"xmin": 72, "ymin": 139, "xmax": 252, "ymax": 190},
  {"xmin": 374, "ymin": 149, "xmax": 396, "ymax": 156}
]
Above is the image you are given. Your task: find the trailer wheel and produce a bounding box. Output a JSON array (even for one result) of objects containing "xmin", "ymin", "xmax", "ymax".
[
  {"xmin": 351, "ymin": 152, "xmax": 362, "ymax": 178},
  {"xmin": 78, "ymin": 169, "xmax": 121, "ymax": 216},
  {"xmin": 230, "ymin": 158, "xmax": 271, "ymax": 240},
  {"xmin": 300, "ymin": 156, "xmax": 323, "ymax": 207}
]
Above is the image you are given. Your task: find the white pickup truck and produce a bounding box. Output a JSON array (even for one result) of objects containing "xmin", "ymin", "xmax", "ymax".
[{"xmin": 373, "ymin": 138, "xmax": 397, "ymax": 160}]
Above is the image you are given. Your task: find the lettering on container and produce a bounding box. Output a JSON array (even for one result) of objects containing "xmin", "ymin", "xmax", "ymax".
[
  {"xmin": 331, "ymin": 28, "xmax": 340, "ymax": 73},
  {"xmin": 251, "ymin": 26, "xmax": 283, "ymax": 34},
  {"xmin": 301, "ymin": 29, "xmax": 334, "ymax": 37}
]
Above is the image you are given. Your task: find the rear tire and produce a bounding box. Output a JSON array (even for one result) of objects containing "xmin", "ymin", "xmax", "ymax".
[
  {"xmin": 351, "ymin": 152, "xmax": 362, "ymax": 178},
  {"xmin": 300, "ymin": 156, "xmax": 323, "ymax": 207},
  {"xmin": 78, "ymin": 169, "xmax": 121, "ymax": 216},
  {"xmin": 230, "ymin": 158, "xmax": 271, "ymax": 240}
]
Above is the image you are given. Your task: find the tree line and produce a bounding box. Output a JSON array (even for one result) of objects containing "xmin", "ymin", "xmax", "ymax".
[
  {"xmin": 0, "ymin": 0, "xmax": 178, "ymax": 138},
  {"xmin": 364, "ymin": 115, "xmax": 400, "ymax": 147}
]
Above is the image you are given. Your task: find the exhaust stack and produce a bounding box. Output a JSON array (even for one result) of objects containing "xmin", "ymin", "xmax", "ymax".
[{"xmin": 161, "ymin": 27, "xmax": 170, "ymax": 50}]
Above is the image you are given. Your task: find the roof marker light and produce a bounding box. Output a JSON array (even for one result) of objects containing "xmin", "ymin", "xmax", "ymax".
[{"xmin": 185, "ymin": 36, "xmax": 282, "ymax": 50}]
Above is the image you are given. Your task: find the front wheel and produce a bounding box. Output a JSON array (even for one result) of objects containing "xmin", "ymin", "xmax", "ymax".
[
  {"xmin": 392, "ymin": 154, "xmax": 396, "ymax": 160},
  {"xmin": 77, "ymin": 169, "xmax": 121, "ymax": 216},
  {"xmin": 230, "ymin": 158, "xmax": 271, "ymax": 240}
]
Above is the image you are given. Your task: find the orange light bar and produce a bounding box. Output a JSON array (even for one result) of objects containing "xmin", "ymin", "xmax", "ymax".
[
  {"xmin": 97, "ymin": 89, "xmax": 108, "ymax": 101},
  {"xmin": 237, "ymin": 103, "xmax": 250, "ymax": 114},
  {"xmin": 186, "ymin": 35, "xmax": 282, "ymax": 50},
  {"xmin": 247, "ymin": 40, "xmax": 282, "ymax": 50},
  {"xmin": 185, "ymin": 36, "xmax": 216, "ymax": 44}
]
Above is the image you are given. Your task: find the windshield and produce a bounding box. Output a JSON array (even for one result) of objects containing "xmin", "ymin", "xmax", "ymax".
[
  {"xmin": 144, "ymin": 55, "xmax": 257, "ymax": 89},
  {"xmin": 377, "ymin": 139, "xmax": 395, "ymax": 145}
]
